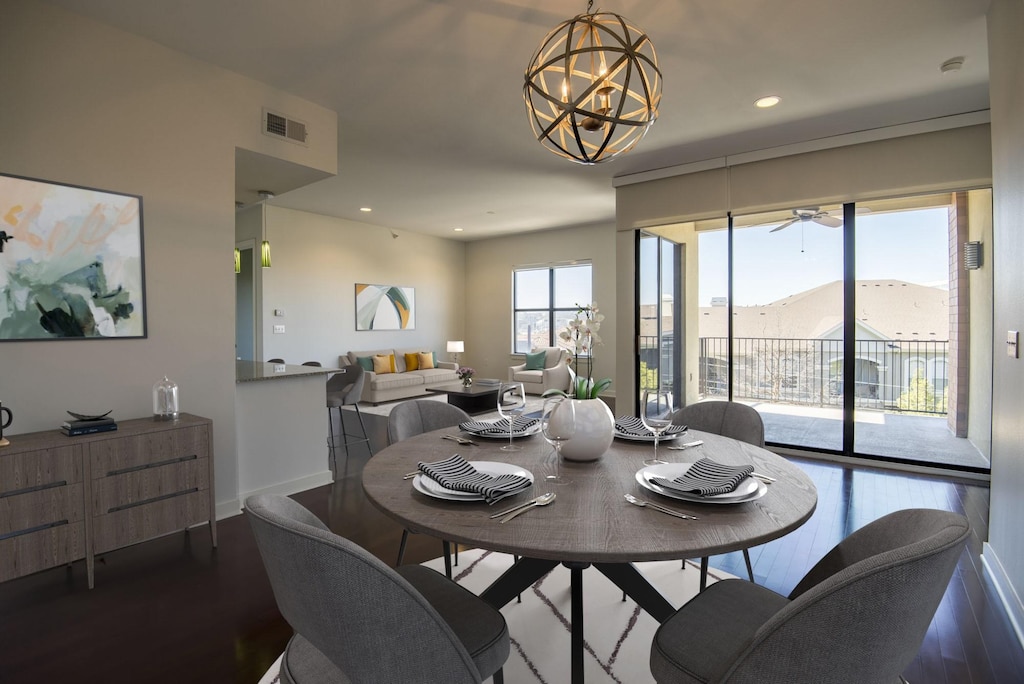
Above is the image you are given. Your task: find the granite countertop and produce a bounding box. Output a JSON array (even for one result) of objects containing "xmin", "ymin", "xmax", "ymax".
[{"xmin": 235, "ymin": 360, "xmax": 340, "ymax": 383}]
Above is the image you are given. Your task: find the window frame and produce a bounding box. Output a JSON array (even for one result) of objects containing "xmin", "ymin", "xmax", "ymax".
[{"xmin": 512, "ymin": 262, "xmax": 593, "ymax": 354}]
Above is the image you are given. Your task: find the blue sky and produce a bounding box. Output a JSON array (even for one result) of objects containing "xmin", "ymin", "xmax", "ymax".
[{"xmin": 697, "ymin": 207, "xmax": 950, "ymax": 307}]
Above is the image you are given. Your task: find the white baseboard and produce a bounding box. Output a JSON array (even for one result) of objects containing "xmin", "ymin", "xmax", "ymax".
[
  {"xmin": 215, "ymin": 470, "xmax": 335, "ymax": 520},
  {"xmin": 982, "ymin": 542, "xmax": 1024, "ymax": 651}
]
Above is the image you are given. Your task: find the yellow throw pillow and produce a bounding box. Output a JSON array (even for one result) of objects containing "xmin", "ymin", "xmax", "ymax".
[
  {"xmin": 418, "ymin": 352, "xmax": 435, "ymax": 370},
  {"xmin": 404, "ymin": 352, "xmax": 420, "ymax": 371},
  {"xmin": 372, "ymin": 354, "xmax": 395, "ymax": 374}
]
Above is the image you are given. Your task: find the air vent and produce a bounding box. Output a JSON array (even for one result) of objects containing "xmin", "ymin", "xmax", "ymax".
[{"xmin": 262, "ymin": 108, "xmax": 308, "ymax": 145}]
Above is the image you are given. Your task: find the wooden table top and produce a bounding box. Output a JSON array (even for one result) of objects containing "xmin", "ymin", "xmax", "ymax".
[{"xmin": 362, "ymin": 428, "xmax": 818, "ymax": 564}]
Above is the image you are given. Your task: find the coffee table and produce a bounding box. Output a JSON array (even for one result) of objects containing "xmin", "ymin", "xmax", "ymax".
[{"xmin": 424, "ymin": 381, "xmax": 503, "ymax": 414}]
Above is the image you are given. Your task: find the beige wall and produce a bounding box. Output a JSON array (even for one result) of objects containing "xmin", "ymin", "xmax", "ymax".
[
  {"xmin": 466, "ymin": 223, "xmax": 618, "ymax": 398},
  {"xmin": 967, "ymin": 190, "xmax": 994, "ymax": 457},
  {"xmin": 0, "ymin": 1, "xmax": 336, "ymax": 512},
  {"xmin": 255, "ymin": 207, "xmax": 466, "ymax": 366},
  {"xmin": 985, "ymin": 0, "xmax": 1024, "ymax": 642}
]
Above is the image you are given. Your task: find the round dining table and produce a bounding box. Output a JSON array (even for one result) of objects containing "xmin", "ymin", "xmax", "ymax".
[{"xmin": 363, "ymin": 425, "xmax": 817, "ymax": 684}]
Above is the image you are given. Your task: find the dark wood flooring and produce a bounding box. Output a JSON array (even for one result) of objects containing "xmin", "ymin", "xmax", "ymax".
[{"xmin": 0, "ymin": 450, "xmax": 1020, "ymax": 684}]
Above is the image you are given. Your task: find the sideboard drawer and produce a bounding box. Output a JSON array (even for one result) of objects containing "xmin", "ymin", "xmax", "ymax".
[
  {"xmin": 0, "ymin": 483, "xmax": 85, "ymax": 536},
  {"xmin": 92, "ymin": 489, "xmax": 210, "ymax": 554},
  {"xmin": 90, "ymin": 425, "xmax": 209, "ymax": 478},
  {"xmin": 0, "ymin": 520, "xmax": 85, "ymax": 582},
  {"xmin": 91, "ymin": 457, "xmax": 209, "ymax": 517},
  {"xmin": 0, "ymin": 445, "xmax": 83, "ymax": 496}
]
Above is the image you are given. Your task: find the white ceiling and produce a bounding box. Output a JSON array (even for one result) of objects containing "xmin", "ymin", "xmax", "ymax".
[{"xmin": 48, "ymin": 0, "xmax": 991, "ymax": 240}]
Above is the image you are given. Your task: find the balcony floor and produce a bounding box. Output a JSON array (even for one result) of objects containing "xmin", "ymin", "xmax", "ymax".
[{"xmin": 747, "ymin": 401, "xmax": 989, "ymax": 470}]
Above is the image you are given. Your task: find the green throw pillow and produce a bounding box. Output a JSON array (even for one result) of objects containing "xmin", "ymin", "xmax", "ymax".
[
  {"xmin": 525, "ymin": 350, "xmax": 547, "ymax": 370},
  {"xmin": 356, "ymin": 356, "xmax": 374, "ymax": 372}
]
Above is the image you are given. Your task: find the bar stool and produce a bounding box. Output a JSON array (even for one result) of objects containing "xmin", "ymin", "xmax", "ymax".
[{"xmin": 326, "ymin": 365, "xmax": 370, "ymax": 475}]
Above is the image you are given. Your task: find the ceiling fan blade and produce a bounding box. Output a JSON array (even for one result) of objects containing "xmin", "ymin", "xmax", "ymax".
[
  {"xmin": 815, "ymin": 214, "xmax": 843, "ymax": 228},
  {"xmin": 770, "ymin": 218, "xmax": 799, "ymax": 233}
]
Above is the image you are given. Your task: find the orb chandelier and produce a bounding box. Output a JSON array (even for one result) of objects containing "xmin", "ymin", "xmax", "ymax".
[{"xmin": 523, "ymin": 0, "xmax": 662, "ymax": 165}]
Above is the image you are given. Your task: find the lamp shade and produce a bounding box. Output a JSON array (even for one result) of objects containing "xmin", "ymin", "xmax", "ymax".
[{"xmin": 447, "ymin": 341, "xmax": 465, "ymax": 354}]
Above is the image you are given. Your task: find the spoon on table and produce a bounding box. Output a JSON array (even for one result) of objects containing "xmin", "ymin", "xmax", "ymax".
[
  {"xmin": 499, "ymin": 493, "xmax": 556, "ymax": 523},
  {"xmin": 490, "ymin": 492, "xmax": 556, "ymax": 519},
  {"xmin": 624, "ymin": 493, "xmax": 699, "ymax": 520}
]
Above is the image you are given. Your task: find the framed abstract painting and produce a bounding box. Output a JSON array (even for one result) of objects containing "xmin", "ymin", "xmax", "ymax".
[
  {"xmin": 355, "ymin": 283, "xmax": 415, "ymax": 330},
  {"xmin": 0, "ymin": 173, "xmax": 147, "ymax": 340}
]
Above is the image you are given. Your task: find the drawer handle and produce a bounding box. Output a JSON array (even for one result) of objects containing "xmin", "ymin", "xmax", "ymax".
[
  {"xmin": 107, "ymin": 487, "xmax": 200, "ymax": 513},
  {"xmin": 106, "ymin": 454, "xmax": 198, "ymax": 477},
  {"xmin": 0, "ymin": 519, "xmax": 69, "ymax": 542},
  {"xmin": 0, "ymin": 480, "xmax": 69, "ymax": 499}
]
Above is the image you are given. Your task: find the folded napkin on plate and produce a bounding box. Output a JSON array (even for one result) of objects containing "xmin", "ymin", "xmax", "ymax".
[
  {"xmin": 615, "ymin": 416, "xmax": 688, "ymax": 437},
  {"xmin": 418, "ymin": 454, "xmax": 532, "ymax": 504},
  {"xmin": 650, "ymin": 458, "xmax": 755, "ymax": 497},
  {"xmin": 459, "ymin": 417, "xmax": 538, "ymax": 435}
]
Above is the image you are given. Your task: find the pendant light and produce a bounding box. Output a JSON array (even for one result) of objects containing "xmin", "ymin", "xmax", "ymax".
[
  {"xmin": 258, "ymin": 190, "xmax": 274, "ymax": 268},
  {"xmin": 524, "ymin": 0, "xmax": 662, "ymax": 165}
]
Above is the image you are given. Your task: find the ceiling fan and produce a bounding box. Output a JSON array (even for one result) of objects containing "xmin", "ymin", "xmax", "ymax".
[{"xmin": 769, "ymin": 207, "xmax": 843, "ymax": 233}]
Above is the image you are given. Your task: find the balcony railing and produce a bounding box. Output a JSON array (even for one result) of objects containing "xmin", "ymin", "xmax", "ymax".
[{"xmin": 639, "ymin": 336, "xmax": 950, "ymax": 416}]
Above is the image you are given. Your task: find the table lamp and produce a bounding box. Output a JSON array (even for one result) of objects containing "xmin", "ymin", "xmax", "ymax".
[{"xmin": 447, "ymin": 340, "xmax": 464, "ymax": 365}]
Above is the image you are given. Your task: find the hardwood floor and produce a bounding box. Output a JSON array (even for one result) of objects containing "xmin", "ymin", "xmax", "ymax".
[{"xmin": 0, "ymin": 451, "xmax": 1020, "ymax": 684}]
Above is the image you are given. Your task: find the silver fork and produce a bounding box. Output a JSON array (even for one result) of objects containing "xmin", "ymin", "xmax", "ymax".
[
  {"xmin": 441, "ymin": 434, "xmax": 476, "ymax": 445},
  {"xmin": 624, "ymin": 494, "xmax": 699, "ymax": 520}
]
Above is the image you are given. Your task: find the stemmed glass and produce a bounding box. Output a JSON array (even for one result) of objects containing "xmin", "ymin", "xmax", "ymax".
[
  {"xmin": 640, "ymin": 389, "xmax": 675, "ymax": 466},
  {"xmin": 541, "ymin": 396, "xmax": 575, "ymax": 485},
  {"xmin": 497, "ymin": 382, "xmax": 526, "ymax": 452}
]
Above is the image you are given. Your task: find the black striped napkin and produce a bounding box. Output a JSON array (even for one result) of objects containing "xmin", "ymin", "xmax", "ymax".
[
  {"xmin": 615, "ymin": 416, "xmax": 688, "ymax": 437},
  {"xmin": 650, "ymin": 458, "xmax": 755, "ymax": 497},
  {"xmin": 459, "ymin": 417, "xmax": 539, "ymax": 436},
  {"xmin": 417, "ymin": 455, "xmax": 532, "ymax": 504}
]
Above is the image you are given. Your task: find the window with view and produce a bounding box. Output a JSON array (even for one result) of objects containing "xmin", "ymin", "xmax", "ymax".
[{"xmin": 513, "ymin": 263, "xmax": 592, "ymax": 353}]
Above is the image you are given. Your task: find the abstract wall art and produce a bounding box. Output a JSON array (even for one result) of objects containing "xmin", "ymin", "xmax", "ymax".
[
  {"xmin": 355, "ymin": 283, "xmax": 415, "ymax": 331},
  {"xmin": 0, "ymin": 173, "xmax": 147, "ymax": 340}
]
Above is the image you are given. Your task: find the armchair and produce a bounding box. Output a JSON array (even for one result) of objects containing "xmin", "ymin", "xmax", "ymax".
[{"xmin": 509, "ymin": 346, "xmax": 573, "ymax": 395}]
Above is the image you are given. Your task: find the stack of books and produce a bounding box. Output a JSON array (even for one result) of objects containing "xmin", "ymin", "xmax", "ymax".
[{"xmin": 62, "ymin": 416, "xmax": 118, "ymax": 436}]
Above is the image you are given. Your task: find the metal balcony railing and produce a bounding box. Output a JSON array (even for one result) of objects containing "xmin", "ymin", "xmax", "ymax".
[{"xmin": 639, "ymin": 336, "xmax": 950, "ymax": 416}]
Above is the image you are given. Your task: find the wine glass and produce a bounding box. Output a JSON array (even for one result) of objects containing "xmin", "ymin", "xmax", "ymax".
[
  {"xmin": 640, "ymin": 389, "xmax": 674, "ymax": 466},
  {"xmin": 541, "ymin": 396, "xmax": 575, "ymax": 484},
  {"xmin": 497, "ymin": 382, "xmax": 526, "ymax": 451}
]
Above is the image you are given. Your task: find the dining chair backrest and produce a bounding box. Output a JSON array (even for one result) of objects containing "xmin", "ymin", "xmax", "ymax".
[
  {"xmin": 245, "ymin": 494, "xmax": 485, "ymax": 684},
  {"xmin": 302, "ymin": 360, "xmax": 322, "ymax": 367},
  {"xmin": 671, "ymin": 400, "xmax": 765, "ymax": 447},
  {"xmin": 388, "ymin": 400, "xmax": 471, "ymax": 445},
  {"xmin": 726, "ymin": 508, "xmax": 970, "ymax": 682},
  {"xmin": 268, "ymin": 358, "xmax": 285, "ymax": 364},
  {"xmin": 326, "ymin": 364, "xmax": 365, "ymax": 408}
]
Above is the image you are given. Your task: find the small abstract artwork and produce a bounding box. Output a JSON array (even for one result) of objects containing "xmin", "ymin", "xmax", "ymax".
[
  {"xmin": 0, "ymin": 173, "xmax": 146, "ymax": 341},
  {"xmin": 355, "ymin": 283, "xmax": 415, "ymax": 331}
]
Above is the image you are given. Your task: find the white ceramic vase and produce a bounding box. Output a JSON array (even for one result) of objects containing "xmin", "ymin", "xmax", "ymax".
[{"xmin": 559, "ymin": 398, "xmax": 615, "ymax": 462}]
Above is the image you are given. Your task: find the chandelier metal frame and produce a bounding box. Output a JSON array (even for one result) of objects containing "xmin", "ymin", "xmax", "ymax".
[{"xmin": 524, "ymin": 1, "xmax": 662, "ymax": 165}]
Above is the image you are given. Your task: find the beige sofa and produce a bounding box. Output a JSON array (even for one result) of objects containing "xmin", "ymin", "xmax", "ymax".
[{"xmin": 341, "ymin": 348, "xmax": 458, "ymax": 404}]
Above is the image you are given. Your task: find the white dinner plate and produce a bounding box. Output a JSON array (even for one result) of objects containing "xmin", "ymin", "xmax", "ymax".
[
  {"xmin": 635, "ymin": 462, "xmax": 767, "ymax": 504},
  {"xmin": 413, "ymin": 461, "xmax": 534, "ymax": 501},
  {"xmin": 613, "ymin": 430, "xmax": 684, "ymax": 443}
]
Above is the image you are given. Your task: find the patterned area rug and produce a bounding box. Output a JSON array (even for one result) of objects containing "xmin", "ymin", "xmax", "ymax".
[{"xmin": 258, "ymin": 549, "xmax": 733, "ymax": 684}]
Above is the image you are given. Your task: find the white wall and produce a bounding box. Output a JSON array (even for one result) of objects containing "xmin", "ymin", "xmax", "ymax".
[
  {"xmin": 465, "ymin": 223, "xmax": 618, "ymax": 397},
  {"xmin": 257, "ymin": 207, "xmax": 466, "ymax": 366},
  {"xmin": 984, "ymin": 0, "xmax": 1024, "ymax": 646},
  {"xmin": 0, "ymin": 1, "xmax": 336, "ymax": 511}
]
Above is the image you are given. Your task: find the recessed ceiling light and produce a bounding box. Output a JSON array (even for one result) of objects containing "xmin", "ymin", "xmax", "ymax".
[
  {"xmin": 360, "ymin": 207, "xmax": 372, "ymax": 212},
  {"xmin": 453, "ymin": 227, "xmax": 464, "ymax": 232},
  {"xmin": 754, "ymin": 95, "xmax": 781, "ymax": 109}
]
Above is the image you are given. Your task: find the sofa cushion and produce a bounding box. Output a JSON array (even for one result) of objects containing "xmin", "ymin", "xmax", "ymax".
[
  {"xmin": 370, "ymin": 372, "xmax": 425, "ymax": 391},
  {"xmin": 418, "ymin": 352, "xmax": 435, "ymax": 369},
  {"xmin": 355, "ymin": 355, "xmax": 374, "ymax": 372},
  {"xmin": 404, "ymin": 352, "xmax": 420, "ymax": 371},
  {"xmin": 416, "ymin": 368, "xmax": 458, "ymax": 383},
  {"xmin": 512, "ymin": 369, "xmax": 545, "ymax": 385},
  {"xmin": 372, "ymin": 354, "xmax": 396, "ymax": 374},
  {"xmin": 525, "ymin": 350, "xmax": 547, "ymax": 370}
]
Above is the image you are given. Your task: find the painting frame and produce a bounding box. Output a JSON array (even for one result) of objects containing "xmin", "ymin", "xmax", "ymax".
[
  {"xmin": 355, "ymin": 283, "xmax": 415, "ymax": 331},
  {"xmin": 0, "ymin": 172, "xmax": 147, "ymax": 341}
]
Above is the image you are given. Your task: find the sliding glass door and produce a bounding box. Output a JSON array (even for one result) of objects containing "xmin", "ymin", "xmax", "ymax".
[{"xmin": 637, "ymin": 232, "xmax": 682, "ymax": 411}]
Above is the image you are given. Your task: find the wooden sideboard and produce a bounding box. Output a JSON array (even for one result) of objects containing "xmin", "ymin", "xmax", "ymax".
[{"xmin": 0, "ymin": 413, "xmax": 216, "ymax": 588}]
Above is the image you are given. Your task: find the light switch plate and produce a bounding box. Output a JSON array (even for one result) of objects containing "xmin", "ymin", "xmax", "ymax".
[
  {"xmin": 1008, "ymin": 330, "xmax": 1019, "ymax": 358},
  {"xmin": 273, "ymin": 325, "xmax": 285, "ymax": 334}
]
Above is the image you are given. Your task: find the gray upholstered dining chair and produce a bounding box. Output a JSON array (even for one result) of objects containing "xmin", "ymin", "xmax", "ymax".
[
  {"xmin": 388, "ymin": 400, "xmax": 472, "ymax": 577},
  {"xmin": 326, "ymin": 365, "xmax": 370, "ymax": 475},
  {"xmin": 670, "ymin": 400, "xmax": 765, "ymax": 589},
  {"xmin": 246, "ymin": 494, "xmax": 509, "ymax": 684},
  {"xmin": 650, "ymin": 508, "xmax": 970, "ymax": 684}
]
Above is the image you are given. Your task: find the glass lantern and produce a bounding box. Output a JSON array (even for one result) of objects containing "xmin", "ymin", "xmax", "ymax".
[{"xmin": 153, "ymin": 375, "xmax": 180, "ymax": 421}]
